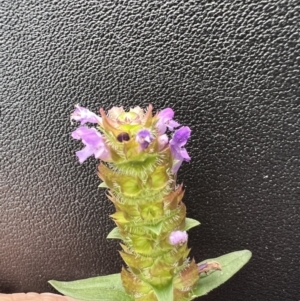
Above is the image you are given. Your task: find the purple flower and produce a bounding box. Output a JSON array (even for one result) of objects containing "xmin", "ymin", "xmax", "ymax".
[
  {"xmin": 169, "ymin": 230, "xmax": 188, "ymax": 245},
  {"xmin": 71, "ymin": 105, "xmax": 102, "ymax": 125},
  {"xmin": 71, "ymin": 126, "xmax": 110, "ymax": 163},
  {"xmin": 136, "ymin": 129, "xmax": 154, "ymax": 149},
  {"xmin": 170, "ymin": 126, "xmax": 191, "ymax": 173},
  {"xmin": 156, "ymin": 108, "xmax": 180, "ymax": 134},
  {"xmin": 158, "ymin": 134, "xmax": 169, "ymax": 151}
]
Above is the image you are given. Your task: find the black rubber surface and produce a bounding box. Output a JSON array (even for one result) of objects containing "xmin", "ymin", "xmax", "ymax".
[{"xmin": 1, "ymin": 1, "xmax": 299, "ymax": 300}]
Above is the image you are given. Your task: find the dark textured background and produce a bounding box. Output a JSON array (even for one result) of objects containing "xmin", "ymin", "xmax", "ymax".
[{"xmin": 1, "ymin": 0, "xmax": 300, "ymax": 300}]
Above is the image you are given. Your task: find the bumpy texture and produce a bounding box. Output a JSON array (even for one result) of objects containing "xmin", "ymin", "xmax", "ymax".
[{"xmin": 1, "ymin": 1, "xmax": 299, "ymax": 301}]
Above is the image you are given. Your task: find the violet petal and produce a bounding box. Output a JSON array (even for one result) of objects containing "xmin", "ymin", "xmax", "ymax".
[
  {"xmin": 171, "ymin": 159, "xmax": 183, "ymax": 174},
  {"xmin": 76, "ymin": 146, "xmax": 94, "ymax": 164},
  {"xmin": 158, "ymin": 108, "xmax": 174, "ymax": 120},
  {"xmin": 167, "ymin": 119, "xmax": 180, "ymax": 131},
  {"xmin": 156, "ymin": 107, "xmax": 180, "ymax": 134},
  {"xmin": 170, "ymin": 126, "xmax": 191, "ymax": 147},
  {"xmin": 71, "ymin": 105, "xmax": 102, "ymax": 125},
  {"xmin": 158, "ymin": 134, "xmax": 169, "ymax": 150},
  {"xmin": 170, "ymin": 126, "xmax": 191, "ymax": 173},
  {"xmin": 136, "ymin": 129, "xmax": 154, "ymax": 149},
  {"xmin": 72, "ymin": 126, "xmax": 110, "ymax": 163},
  {"xmin": 179, "ymin": 148, "xmax": 191, "ymax": 161}
]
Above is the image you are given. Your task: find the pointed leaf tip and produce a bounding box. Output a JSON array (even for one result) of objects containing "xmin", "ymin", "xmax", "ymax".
[
  {"xmin": 49, "ymin": 274, "xmax": 132, "ymax": 301},
  {"xmin": 192, "ymin": 250, "xmax": 252, "ymax": 298},
  {"xmin": 184, "ymin": 218, "xmax": 201, "ymax": 231},
  {"xmin": 107, "ymin": 227, "xmax": 122, "ymax": 239}
]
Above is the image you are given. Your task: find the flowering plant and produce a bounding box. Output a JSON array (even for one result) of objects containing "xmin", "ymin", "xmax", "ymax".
[{"xmin": 49, "ymin": 105, "xmax": 251, "ymax": 301}]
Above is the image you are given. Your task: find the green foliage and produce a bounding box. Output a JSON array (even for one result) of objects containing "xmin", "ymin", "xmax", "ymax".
[
  {"xmin": 192, "ymin": 250, "xmax": 252, "ymax": 299},
  {"xmin": 49, "ymin": 250, "xmax": 251, "ymax": 301},
  {"xmin": 49, "ymin": 274, "xmax": 132, "ymax": 301},
  {"xmin": 184, "ymin": 218, "xmax": 201, "ymax": 231},
  {"xmin": 106, "ymin": 227, "xmax": 122, "ymax": 239}
]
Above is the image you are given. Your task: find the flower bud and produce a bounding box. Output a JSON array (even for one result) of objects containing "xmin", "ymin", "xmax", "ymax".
[{"xmin": 169, "ymin": 230, "xmax": 188, "ymax": 245}]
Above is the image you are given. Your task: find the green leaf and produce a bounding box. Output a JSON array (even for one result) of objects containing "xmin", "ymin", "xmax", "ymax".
[
  {"xmin": 49, "ymin": 273, "xmax": 132, "ymax": 301},
  {"xmin": 151, "ymin": 281, "xmax": 174, "ymax": 301},
  {"xmin": 184, "ymin": 218, "xmax": 201, "ymax": 231},
  {"xmin": 192, "ymin": 250, "xmax": 252, "ymax": 299},
  {"xmin": 107, "ymin": 227, "xmax": 122, "ymax": 239}
]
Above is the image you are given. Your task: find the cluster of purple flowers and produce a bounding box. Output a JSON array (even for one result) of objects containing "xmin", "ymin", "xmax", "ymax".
[
  {"xmin": 71, "ymin": 105, "xmax": 110, "ymax": 163},
  {"xmin": 156, "ymin": 108, "xmax": 191, "ymax": 173},
  {"xmin": 71, "ymin": 105, "xmax": 191, "ymax": 173}
]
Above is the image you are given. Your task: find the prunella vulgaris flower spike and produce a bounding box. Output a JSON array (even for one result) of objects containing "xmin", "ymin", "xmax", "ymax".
[
  {"xmin": 71, "ymin": 105, "xmax": 199, "ymax": 301},
  {"xmin": 50, "ymin": 104, "xmax": 251, "ymax": 300}
]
